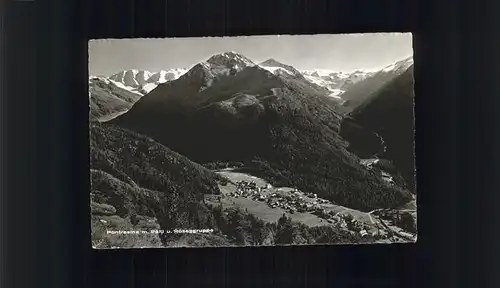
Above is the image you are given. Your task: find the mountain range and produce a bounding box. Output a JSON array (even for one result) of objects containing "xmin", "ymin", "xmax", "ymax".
[
  {"xmin": 337, "ymin": 56, "xmax": 414, "ymax": 113},
  {"xmin": 109, "ymin": 52, "xmax": 412, "ymax": 211},
  {"xmin": 302, "ymin": 69, "xmax": 375, "ymax": 98},
  {"xmin": 91, "ymin": 55, "xmax": 412, "ymax": 117},
  {"xmin": 89, "ymin": 51, "xmax": 416, "ymax": 247},
  {"xmin": 108, "ymin": 68, "xmax": 188, "ymax": 94}
]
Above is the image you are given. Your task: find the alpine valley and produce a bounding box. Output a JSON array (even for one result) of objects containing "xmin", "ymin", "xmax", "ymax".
[{"xmin": 89, "ymin": 51, "xmax": 417, "ymax": 248}]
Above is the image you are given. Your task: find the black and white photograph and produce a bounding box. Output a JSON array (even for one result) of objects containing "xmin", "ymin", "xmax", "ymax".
[{"xmin": 89, "ymin": 33, "xmax": 416, "ymax": 249}]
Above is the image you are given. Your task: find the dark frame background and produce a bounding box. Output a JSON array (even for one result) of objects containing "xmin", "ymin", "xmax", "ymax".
[{"xmin": 4, "ymin": 0, "xmax": 493, "ymax": 287}]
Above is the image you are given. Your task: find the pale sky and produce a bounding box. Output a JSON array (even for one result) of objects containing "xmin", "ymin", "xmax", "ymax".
[{"xmin": 88, "ymin": 33, "xmax": 413, "ymax": 77}]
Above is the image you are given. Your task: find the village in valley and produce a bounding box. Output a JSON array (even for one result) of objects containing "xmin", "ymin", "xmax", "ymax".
[{"xmin": 205, "ymin": 167, "xmax": 417, "ymax": 244}]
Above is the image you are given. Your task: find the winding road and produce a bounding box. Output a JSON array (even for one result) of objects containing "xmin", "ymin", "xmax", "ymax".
[{"xmin": 373, "ymin": 132, "xmax": 387, "ymax": 154}]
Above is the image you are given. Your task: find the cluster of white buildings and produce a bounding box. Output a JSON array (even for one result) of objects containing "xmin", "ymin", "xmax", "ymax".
[{"xmin": 226, "ymin": 180, "xmax": 392, "ymax": 238}]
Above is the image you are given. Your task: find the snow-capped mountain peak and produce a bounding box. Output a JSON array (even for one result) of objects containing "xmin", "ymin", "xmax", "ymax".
[
  {"xmin": 109, "ymin": 70, "xmax": 141, "ymax": 87},
  {"xmin": 259, "ymin": 58, "xmax": 284, "ymax": 67},
  {"xmin": 381, "ymin": 56, "xmax": 414, "ymax": 73},
  {"xmin": 89, "ymin": 76, "xmax": 143, "ymax": 97},
  {"xmin": 104, "ymin": 68, "xmax": 188, "ymax": 95},
  {"xmin": 258, "ymin": 58, "xmax": 303, "ymax": 78},
  {"xmin": 147, "ymin": 68, "xmax": 188, "ymax": 84},
  {"xmin": 303, "ymin": 70, "xmax": 351, "ymax": 79},
  {"xmin": 301, "ymin": 68, "xmax": 375, "ymax": 98},
  {"xmin": 206, "ymin": 51, "xmax": 255, "ymax": 69},
  {"xmin": 178, "ymin": 52, "xmax": 257, "ymax": 89},
  {"xmin": 137, "ymin": 70, "xmax": 153, "ymax": 84},
  {"xmin": 259, "ymin": 65, "xmax": 294, "ymax": 76}
]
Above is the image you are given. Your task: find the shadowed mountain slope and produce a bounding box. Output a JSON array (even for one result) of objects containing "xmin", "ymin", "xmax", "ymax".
[
  {"xmin": 339, "ymin": 57, "xmax": 414, "ymax": 114},
  {"xmin": 341, "ymin": 65, "xmax": 415, "ymax": 192},
  {"xmin": 111, "ymin": 53, "xmax": 412, "ymax": 211},
  {"xmin": 89, "ymin": 77, "xmax": 143, "ymax": 121}
]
